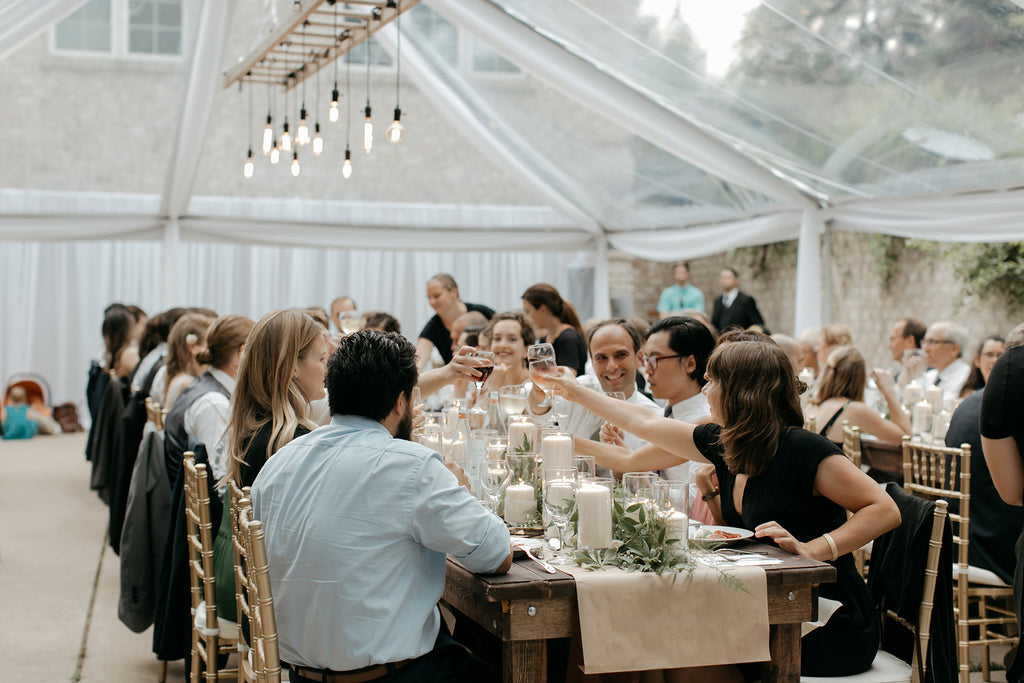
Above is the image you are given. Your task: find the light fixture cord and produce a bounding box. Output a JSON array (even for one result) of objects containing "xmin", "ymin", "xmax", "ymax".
[
  {"xmin": 395, "ymin": 0, "xmax": 401, "ymax": 108},
  {"xmin": 346, "ymin": 38, "xmax": 352, "ymax": 143},
  {"xmin": 248, "ymin": 79, "xmax": 254, "ymax": 149},
  {"xmin": 333, "ymin": 6, "xmax": 339, "ymax": 88},
  {"xmin": 366, "ymin": 31, "xmax": 372, "ymax": 109},
  {"xmin": 301, "ymin": 23, "xmax": 307, "ymax": 111}
]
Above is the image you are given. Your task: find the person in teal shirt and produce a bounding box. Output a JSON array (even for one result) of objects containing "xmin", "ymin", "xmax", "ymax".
[{"xmin": 657, "ymin": 262, "xmax": 705, "ymax": 317}]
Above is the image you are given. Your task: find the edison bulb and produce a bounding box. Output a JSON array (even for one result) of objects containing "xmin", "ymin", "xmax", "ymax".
[
  {"xmin": 262, "ymin": 115, "xmax": 273, "ymax": 154},
  {"xmin": 290, "ymin": 152, "xmax": 300, "ymax": 177},
  {"xmin": 363, "ymin": 105, "xmax": 373, "ymax": 153},
  {"xmin": 296, "ymin": 108, "xmax": 310, "ymax": 146},
  {"xmin": 329, "ymin": 87, "xmax": 340, "ymax": 123},
  {"xmin": 243, "ymin": 150, "xmax": 254, "ymax": 178},
  {"xmin": 280, "ymin": 122, "xmax": 292, "ymax": 152},
  {"xmin": 312, "ymin": 123, "xmax": 324, "ymax": 156},
  {"xmin": 342, "ymin": 148, "xmax": 353, "ymax": 179},
  {"xmin": 270, "ymin": 143, "xmax": 280, "ymax": 164}
]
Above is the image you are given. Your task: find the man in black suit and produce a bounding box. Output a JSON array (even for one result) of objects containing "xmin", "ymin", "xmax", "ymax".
[{"xmin": 710, "ymin": 267, "xmax": 769, "ymax": 334}]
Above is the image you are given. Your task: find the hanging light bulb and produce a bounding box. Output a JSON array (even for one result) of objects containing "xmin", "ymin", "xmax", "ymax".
[
  {"xmin": 297, "ymin": 106, "xmax": 310, "ymax": 146},
  {"xmin": 243, "ymin": 148, "xmax": 255, "ymax": 178},
  {"xmin": 270, "ymin": 141, "xmax": 281, "ymax": 164},
  {"xmin": 342, "ymin": 146, "xmax": 353, "ymax": 179},
  {"xmin": 262, "ymin": 113, "xmax": 273, "ymax": 154},
  {"xmin": 313, "ymin": 122, "xmax": 324, "ymax": 155},
  {"xmin": 291, "ymin": 151, "xmax": 301, "ymax": 177},
  {"xmin": 386, "ymin": 107, "xmax": 404, "ymax": 144},
  {"xmin": 363, "ymin": 105, "xmax": 373, "ymax": 153},
  {"xmin": 280, "ymin": 120, "xmax": 292, "ymax": 151},
  {"xmin": 329, "ymin": 85, "xmax": 340, "ymax": 123}
]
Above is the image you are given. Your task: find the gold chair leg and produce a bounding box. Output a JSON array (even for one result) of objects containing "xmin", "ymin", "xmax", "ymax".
[{"xmin": 158, "ymin": 659, "xmax": 167, "ymax": 683}]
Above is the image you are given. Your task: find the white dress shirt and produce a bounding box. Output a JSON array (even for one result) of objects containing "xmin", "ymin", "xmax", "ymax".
[
  {"xmin": 184, "ymin": 367, "xmax": 235, "ymax": 480},
  {"xmin": 660, "ymin": 393, "xmax": 712, "ymax": 484},
  {"xmin": 925, "ymin": 358, "xmax": 970, "ymax": 403}
]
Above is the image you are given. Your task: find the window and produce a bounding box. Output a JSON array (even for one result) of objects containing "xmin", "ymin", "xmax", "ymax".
[{"xmin": 53, "ymin": 0, "xmax": 183, "ymax": 57}]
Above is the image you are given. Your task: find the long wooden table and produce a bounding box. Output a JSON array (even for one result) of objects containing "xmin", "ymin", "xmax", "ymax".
[
  {"xmin": 860, "ymin": 436, "xmax": 903, "ymax": 482},
  {"xmin": 443, "ymin": 543, "xmax": 836, "ymax": 682}
]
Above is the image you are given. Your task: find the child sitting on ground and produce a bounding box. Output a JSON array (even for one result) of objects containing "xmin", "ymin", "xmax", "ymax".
[{"xmin": 2, "ymin": 386, "xmax": 60, "ymax": 439}]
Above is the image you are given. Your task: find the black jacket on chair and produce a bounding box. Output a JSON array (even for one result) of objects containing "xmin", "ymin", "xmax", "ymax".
[
  {"xmin": 710, "ymin": 291, "xmax": 768, "ymax": 334},
  {"xmin": 867, "ymin": 482, "xmax": 956, "ymax": 683}
]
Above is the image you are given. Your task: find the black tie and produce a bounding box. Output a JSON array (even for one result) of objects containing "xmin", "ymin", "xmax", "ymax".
[{"xmin": 664, "ymin": 405, "xmax": 673, "ymax": 418}]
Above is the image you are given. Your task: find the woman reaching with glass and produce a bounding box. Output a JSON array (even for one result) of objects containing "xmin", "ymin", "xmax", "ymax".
[{"xmin": 549, "ymin": 338, "xmax": 901, "ymax": 678}]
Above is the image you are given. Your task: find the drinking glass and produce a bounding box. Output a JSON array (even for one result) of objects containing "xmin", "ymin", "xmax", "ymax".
[
  {"xmin": 340, "ymin": 316, "xmax": 361, "ymax": 335},
  {"xmin": 485, "ymin": 437, "xmax": 507, "ymax": 461},
  {"xmin": 411, "ymin": 386, "xmax": 423, "ymax": 411},
  {"xmin": 499, "ymin": 384, "xmax": 528, "ymax": 418},
  {"xmin": 528, "ymin": 343, "xmax": 557, "ymax": 408},
  {"xmin": 605, "ymin": 391, "xmax": 626, "ymax": 401},
  {"xmin": 481, "ymin": 459, "xmax": 512, "ymax": 515},
  {"xmin": 622, "ymin": 471, "xmax": 658, "ymax": 502},
  {"xmin": 573, "ymin": 455, "xmax": 597, "ymax": 480},
  {"xmin": 654, "ymin": 480, "xmax": 690, "ymax": 545},
  {"xmin": 542, "ymin": 467, "xmax": 579, "ymax": 565},
  {"xmin": 529, "ymin": 358, "xmax": 559, "ymax": 409},
  {"xmin": 414, "ymin": 423, "xmax": 441, "ymax": 453},
  {"xmin": 472, "ymin": 350, "xmax": 495, "ymax": 396}
]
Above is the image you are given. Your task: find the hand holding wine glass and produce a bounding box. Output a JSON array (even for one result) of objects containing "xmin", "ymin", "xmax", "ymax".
[
  {"xmin": 472, "ymin": 350, "xmax": 495, "ymax": 395},
  {"xmin": 528, "ymin": 345, "xmax": 558, "ymax": 408}
]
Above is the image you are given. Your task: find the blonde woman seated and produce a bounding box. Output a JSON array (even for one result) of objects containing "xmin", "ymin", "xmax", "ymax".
[{"xmin": 804, "ymin": 346, "xmax": 910, "ymax": 444}]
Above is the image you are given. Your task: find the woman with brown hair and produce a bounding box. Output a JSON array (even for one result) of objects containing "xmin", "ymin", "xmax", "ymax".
[
  {"xmin": 551, "ymin": 339, "xmax": 900, "ymax": 677},
  {"xmin": 521, "ymin": 283, "xmax": 587, "ymax": 376},
  {"xmin": 804, "ymin": 346, "xmax": 911, "ymax": 444},
  {"xmin": 415, "ymin": 273, "xmax": 494, "ymax": 370},
  {"xmin": 477, "ymin": 311, "xmax": 536, "ymax": 397},
  {"xmin": 160, "ymin": 312, "xmax": 215, "ymax": 409}
]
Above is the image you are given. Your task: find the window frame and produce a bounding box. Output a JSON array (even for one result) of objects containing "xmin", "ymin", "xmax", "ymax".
[{"xmin": 51, "ymin": 0, "xmax": 187, "ymax": 62}]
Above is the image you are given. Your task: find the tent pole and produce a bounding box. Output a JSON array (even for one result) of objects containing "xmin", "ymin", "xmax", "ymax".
[
  {"xmin": 162, "ymin": 219, "xmax": 182, "ymax": 309},
  {"xmin": 593, "ymin": 236, "xmax": 611, "ymax": 319},
  {"xmin": 792, "ymin": 209, "xmax": 824, "ymax": 336}
]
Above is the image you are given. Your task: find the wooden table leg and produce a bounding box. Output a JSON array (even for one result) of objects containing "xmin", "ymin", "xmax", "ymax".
[
  {"xmin": 762, "ymin": 623, "xmax": 801, "ymax": 683},
  {"xmin": 503, "ymin": 640, "xmax": 547, "ymax": 683}
]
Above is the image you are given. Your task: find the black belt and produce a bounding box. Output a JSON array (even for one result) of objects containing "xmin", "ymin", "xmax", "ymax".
[{"xmin": 284, "ymin": 659, "xmax": 411, "ymax": 683}]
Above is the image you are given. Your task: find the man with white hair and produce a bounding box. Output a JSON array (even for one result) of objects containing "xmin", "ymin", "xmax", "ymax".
[{"xmin": 923, "ymin": 321, "xmax": 971, "ymax": 402}]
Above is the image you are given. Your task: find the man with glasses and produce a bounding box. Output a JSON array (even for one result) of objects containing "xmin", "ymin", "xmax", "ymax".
[
  {"xmin": 922, "ymin": 321, "xmax": 971, "ymax": 402},
  {"xmin": 531, "ymin": 319, "xmax": 659, "ymax": 450}
]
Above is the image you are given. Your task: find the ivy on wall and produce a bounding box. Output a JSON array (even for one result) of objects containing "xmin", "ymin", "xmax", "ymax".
[
  {"xmin": 871, "ymin": 236, "xmax": 1024, "ymax": 313},
  {"xmin": 733, "ymin": 241, "xmax": 798, "ymax": 278}
]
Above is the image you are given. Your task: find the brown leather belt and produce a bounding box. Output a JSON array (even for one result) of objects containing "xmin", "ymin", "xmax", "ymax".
[{"xmin": 284, "ymin": 659, "xmax": 411, "ymax": 683}]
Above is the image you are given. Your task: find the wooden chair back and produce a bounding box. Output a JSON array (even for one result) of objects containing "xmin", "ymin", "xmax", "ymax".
[
  {"xmin": 229, "ymin": 481, "xmax": 256, "ymax": 683},
  {"xmin": 240, "ymin": 505, "xmax": 281, "ymax": 683},
  {"xmin": 841, "ymin": 421, "xmax": 862, "ymax": 470}
]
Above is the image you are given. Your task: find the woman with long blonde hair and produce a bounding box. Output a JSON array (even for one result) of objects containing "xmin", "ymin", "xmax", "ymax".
[{"xmin": 224, "ymin": 309, "xmax": 327, "ymax": 488}]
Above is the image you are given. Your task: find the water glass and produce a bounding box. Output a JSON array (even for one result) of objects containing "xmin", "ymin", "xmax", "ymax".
[
  {"xmin": 573, "ymin": 455, "xmax": 597, "ymax": 480},
  {"xmin": 481, "ymin": 459, "xmax": 512, "ymax": 515},
  {"xmin": 622, "ymin": 471, "xmax": 658, "ymax": 502},
  {"xmin": 500, "ymin": 384, "xmax": 528, "ymax": 418}
]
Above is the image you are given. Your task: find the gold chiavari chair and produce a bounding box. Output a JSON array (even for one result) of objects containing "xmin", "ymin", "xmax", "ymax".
[
  {"xmin": 840, "ymin": 422, "xmax": 868, "ymax": 579},
  {"xmin": 229, "ymin": 482, "xmax": 256, "ymax": 683},
  {"xmin": 183, "ymin": 451, "xmax": 239, "ymax": 682},
  {"xmin": 902, "ymin": 436, "xmax": 1017, "ymax": 683},
  {"xmin": 240, "ymin": 503, "xmax": 281, "ymax": 683}
]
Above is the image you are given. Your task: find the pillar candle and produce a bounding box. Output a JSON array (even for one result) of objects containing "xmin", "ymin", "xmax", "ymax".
[
  {"xmin": 662, "ymin": 510, "xmax": 689, "ymax": 543},
  {"xmin": 508, "ymin": 420, "xmax": 534, "ymax": 452},
  {"xmin": 925, "ymin": 385, "xmax": 944, "ymax": 409},
  {"xmin": 577, "ymin": 483, "xmax": 613, "ymax": 549},
  {"xmin": 541, "ymin": 434, "xmax": 573, "ymax": 470},
  {"xmin": 912, "ymin": 399, "xmax": 932, "ymax": 436},
  {"xmin": 504, "ymin": 483, "xmax": 536, "ymax": 525},
  {"xmin": 904, "ymin": 381, "xmax": 923, "ymax": 408}
]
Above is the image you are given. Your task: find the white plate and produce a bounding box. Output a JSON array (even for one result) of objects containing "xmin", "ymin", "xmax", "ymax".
[
  {"xmin": 511, "ymin": 537, "xmax": 546, "ymax": 553},
  {"xmin": 691, "ymin": 525, "xmax": 754, "ymax": 546}
]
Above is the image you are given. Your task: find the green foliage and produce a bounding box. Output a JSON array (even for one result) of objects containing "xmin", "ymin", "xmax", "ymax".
[
  {"xmin": 733, "ymin": 241, "xmax": 798, "ymax": 278},
  {"xmin": 573, "ymin": 499, "xmax": 693, "ymax": 574},
  {"xmin": 944, "ymin": 243, "xmax": 1024, "ymax": 313},
  {"xmin": 869, "ymin": 235, "xmax": 906, "ymax": 290}
]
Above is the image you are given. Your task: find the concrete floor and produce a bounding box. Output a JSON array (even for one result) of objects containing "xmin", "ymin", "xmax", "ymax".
[{"xmin": 0, "ymin": 432, "xmax": 1012, "ymax": 682}]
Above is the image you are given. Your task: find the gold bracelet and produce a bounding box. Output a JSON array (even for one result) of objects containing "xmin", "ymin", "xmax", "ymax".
[
  {"xmin": 822, "ymin": 532, "xmax": 839, "ymax": 562},
  {"xmin": 701, "ymin": 487, "xmax": 720, "ymax": 502}
]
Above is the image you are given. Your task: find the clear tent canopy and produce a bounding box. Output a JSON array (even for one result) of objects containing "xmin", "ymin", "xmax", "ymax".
[{"xmin": 3, "ymin": 0, "xmax": 1024, "ymax": 402}]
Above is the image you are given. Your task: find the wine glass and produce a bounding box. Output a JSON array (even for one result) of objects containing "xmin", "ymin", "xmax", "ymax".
[
  {"xmin": 605, "ymin": 391, "xmax": 626, "ymax": 401},
  {"xmin": 340, "ymin": 316, "xmax": 361, "ymax": 335},
  {"xmin": 472, "ymin": 350, "xmax": 495, "ymax": 397},
  {"xmin": 527, "ymin": 343, "xmax": 557, "ymax": 408},
  {"xmin": 481, "ymin": 459, "xmax": 512, "ymax": 514},
  {"xmin": 542, "ymin": 467, "xmax": 579, "ymax": 565},
  {"xmin": 499, "ymin": 384, "xmax": 528, "ymax": 418},
  {"xmin": 529, "ymin": 358, "xmax": 558, "ymax": 410}
]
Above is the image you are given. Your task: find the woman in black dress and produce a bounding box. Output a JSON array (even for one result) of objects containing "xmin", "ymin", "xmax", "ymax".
[
  {"xmin": 415, "ymin": 273, "xmax": 494, "ymax": 371},
  {"xmin": 522, "ymin": 283, "xmax": 587, "ymax": 376},
  {"xmin": 552, "ymin": 338, "xmax": 901, "ymax": 677}
]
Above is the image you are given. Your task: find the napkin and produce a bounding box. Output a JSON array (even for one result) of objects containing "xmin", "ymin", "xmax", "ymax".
[{"xmin": 562, "ymin": 563, "xmax": 770, "ymax": 674}]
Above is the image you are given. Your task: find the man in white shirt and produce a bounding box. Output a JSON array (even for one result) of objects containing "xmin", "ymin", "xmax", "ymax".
[
  {"xmin": 923, "ymin": 321, "xmax": 971, "ymax": 403},
  {"xmin": 530, "ymin": 319, "xmax": 660, "ymax": 452}
]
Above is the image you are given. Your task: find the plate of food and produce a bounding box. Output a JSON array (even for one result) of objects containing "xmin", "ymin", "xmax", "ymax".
[{"xmin": 690, "ymin": 525, "xmax": 754, "ymax": 546}]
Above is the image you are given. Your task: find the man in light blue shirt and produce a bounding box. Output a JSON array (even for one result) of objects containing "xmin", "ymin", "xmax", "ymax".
[
  {"xmin": 252, "ymin": 331, "xmax": 512, "ymax": 682},
  {"xmin": 656, "ymin": 262, "xmax": 705, "ymax": 317}
]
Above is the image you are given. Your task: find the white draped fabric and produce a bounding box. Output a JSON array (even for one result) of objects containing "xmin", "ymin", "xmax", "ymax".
[{"xmin": 0, "ymin": 0, "xmax": 87, "ymax": 60}]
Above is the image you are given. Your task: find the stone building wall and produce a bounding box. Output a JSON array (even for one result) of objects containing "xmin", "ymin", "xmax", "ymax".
[{"xmin": 621, "ymin": 232, "xmax": 1019, "ymax": 370}]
